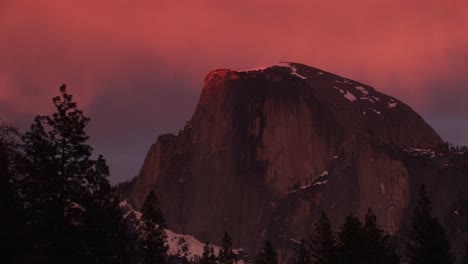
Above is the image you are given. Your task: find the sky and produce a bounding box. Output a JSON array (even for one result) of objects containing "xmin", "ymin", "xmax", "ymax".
[{"xmin": 1, "ymin": 0, "xmax": 468, "ymax": 183}]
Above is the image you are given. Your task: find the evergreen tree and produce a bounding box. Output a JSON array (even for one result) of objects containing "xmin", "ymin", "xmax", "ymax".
[
  {"xmin": 19, "ymin": 85, "xmax": 127, "ymax": 263},
  {"xmin": 336, "ymin": 214, "xmax": 366, "ymax": 264},
  {"xmin": 293, "ymin": 240, "xmax": 311, "ymax": 264},
  {"xmin": 405, "ymin": 185, "xmax": 453, "ymax": 264},
  {"xmin": 140, "ymin": 190, "xmax": 169, "ymax": 264},
  {"xmin": 0, "ymin": 122, "xmax": 25, "ymax": 263},
  {"xmin": 461, "ymin": 243, "xmax": 468, "ymax": 264},
  {"xmin": 309, "ymin": 211, "xmax": 336, "ymax": 264},
  {"xmin": 363, "ymin": 209, "xmax": 399, "ymax": 264},
  {"xmin": 200, "ymin": 242, "xmax": 217, "ymax": 264},
  {"xmin": 219, "ymin": 231, "xmax": 235, "ymax": 264},
  {"xmin": 80, "ymin": 188, "xmax": 128, "ymax": 263},
  {"xmin": 255, "ymin": 240, "xmax": 278, "ymax": 264}
]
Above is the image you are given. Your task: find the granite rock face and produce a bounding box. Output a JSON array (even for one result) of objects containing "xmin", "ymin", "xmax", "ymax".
[{"xmin": 121, "ymin": 63, "xmax": 456, "ymax": 261}]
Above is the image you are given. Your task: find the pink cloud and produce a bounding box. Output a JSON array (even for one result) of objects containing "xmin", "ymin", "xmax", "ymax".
[
  {"xmin": 2, "ymin": 1, "xmax": 467, "ymax": 111},
  {"xmin": 1, "ymin": 0, "xmax": 467, "ymax": 181}
]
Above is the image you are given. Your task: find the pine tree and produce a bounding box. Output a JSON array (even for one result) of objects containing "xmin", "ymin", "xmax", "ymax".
[
  {"xmin": 309, "ymin": 211, "xmax": 336, "ymax": 264},
  {"xmin": 140, "ymin": 190, "xmax": 169, "ymax": 264},
  {"xmin": 461, "ymin": 243, "xmax": 468, "ymax": 264},
  {"xmin": 19, "ymin": 85, "xmax": 127, "ymax": 263},
  {"xmin": 0, "ymin": 122, "xmax": 25, "ymax": 263},
  {"xmin": 255, "ymin": 240, "xmax": 278, "ymax": 264},
  {"xmin": 336, "ymin": 214, "xmax": 366, "ymax": 264},
  {"xmin": 333, "ymin": 210, "xmax": 400, "ymax": 264},
  {"xmin": 363, "ymin": 209, "xmax": 399, "ymax": 264},
  {"xmin": 405, "ymin": 185, "xmax": 454, "ymax": 264},
  {"xmin": 219, "ymin": 231, "xmax": 235, "ymax": 264},
  {"xmin": 293, "ymin": 240, "xmax": 311, "ymax": 264},
  {"xmin": 80, "ymin": 188, "xmax": 128, "ymax": 263},
  {"xmin": 200, "ymin": 242, "xmax": 217, "ymax": 264}
]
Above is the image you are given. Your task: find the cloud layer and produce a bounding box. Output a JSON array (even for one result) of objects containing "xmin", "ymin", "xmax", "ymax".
[{"xmin": 1, "ymin": 0, "xmax": 467, "ymax": 182}]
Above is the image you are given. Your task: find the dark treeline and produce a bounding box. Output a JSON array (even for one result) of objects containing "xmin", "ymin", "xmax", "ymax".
[
  {"xmin": 1, "ymin": 85, "xmax": 132, "ymax": 264},
  {"xmin": 446, "ymin": 142, "xmax": 468, "ymax": 153},
  {"xmin": 0, "ymin": 85, "xmax": 242, "ymax": 264},
  {"xmin": 290, "ymin": 185, "xmax": 453, "ymax": 264},
  {"xmin": 0, "ymin": 85, "xmax": 465, "ymax": 264}
]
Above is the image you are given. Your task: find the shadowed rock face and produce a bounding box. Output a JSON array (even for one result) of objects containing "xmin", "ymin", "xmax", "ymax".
[{"xmin": 121, "ymin": 62, "xmax": 449, "ymax": 261}]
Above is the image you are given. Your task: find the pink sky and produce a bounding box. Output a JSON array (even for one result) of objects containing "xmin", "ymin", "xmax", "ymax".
[{"xmin": 1, "ymin": 0, "xmax": 467, "ymax": 182}]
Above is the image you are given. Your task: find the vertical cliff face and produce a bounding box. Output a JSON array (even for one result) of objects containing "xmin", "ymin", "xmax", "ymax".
[{"xmin": 123, "ymin": 62, "xmax": 446, "ymax": 259}]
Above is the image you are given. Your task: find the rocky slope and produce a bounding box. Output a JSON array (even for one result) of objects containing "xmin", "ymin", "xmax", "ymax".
[
  {"xmin": 119, "ymin": 62, "xmax": 467, "ymax": 262},
  {"xmin": 119, "ymin": 201, "xmax": 249, "ymax": 263}
]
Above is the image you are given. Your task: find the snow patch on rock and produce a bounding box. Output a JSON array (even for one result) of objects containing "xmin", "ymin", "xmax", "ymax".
[
  {"xmin": 289, "ymin": 238, "xmax": 301, "ymax": 244},
  {"xmin": 313, "ymin": 180, "xmax": 328, "ymax": 186},
  {"xmin": 239, "ymin": 62, "xmax": 306, "ymax": 79},
  {"xmin": 360, "ymin": 97, "xmax": 376, "ymax": 104},
  {"xmin": 355, "ymin": 86, "xmax": 369, "ymax": 96},
  {"xmin": 404, "ymin": 148, "xmax": 436, "ymax": 158},
  {"xmin": 388, "ymin": 100, "xmax": 398, "ymax": 108},
  {"xmin": 319, "ymin": 170, "xmax": 329, "ymax": 177},
  {"xmin": 343, "ymin": 91, "xmax": 357, "ymax": 102},
  {"xmin": 277, "ymin": 62, "xmax": 307, "ymax": 79}
]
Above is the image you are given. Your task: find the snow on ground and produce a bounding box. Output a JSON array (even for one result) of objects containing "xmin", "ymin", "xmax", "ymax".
[
  {"xmin": 166, "ymin": 229, "xmax": 220, "ymax": 260},
  {"xmin": 167, "ymin": 230, "xmax": 246, "ymax": 263},
  {"xmin": 120, "ymin": 201, "xmax": 245, "ymax": 262},
  {"xmin": 168, "ymin": 231, "xmax": 246, "ymax": 262},
  {"xmin": 121, "ymin": 200, "xmax": 142, "ymax": 219}
]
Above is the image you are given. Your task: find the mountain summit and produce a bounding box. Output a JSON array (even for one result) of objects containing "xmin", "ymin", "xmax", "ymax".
[{"xmin": 120, "ymin": 62, "xmax": 466, "ymax": 262}]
